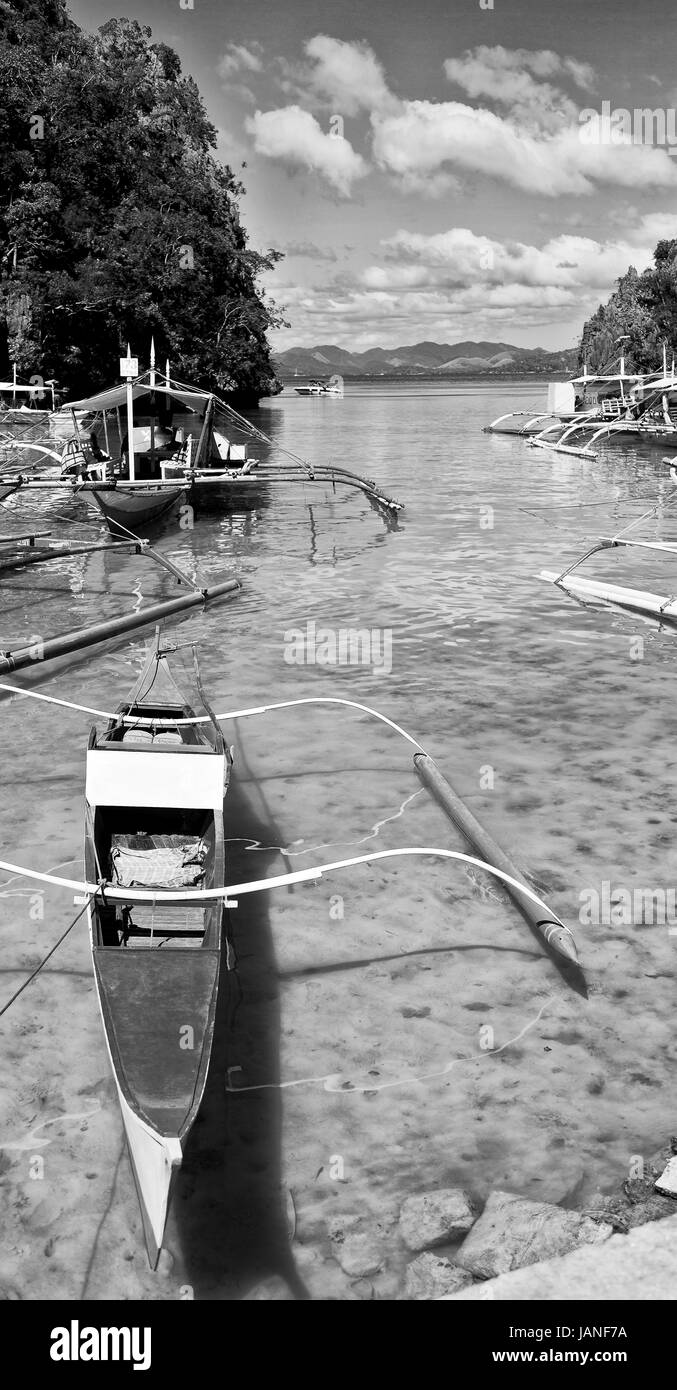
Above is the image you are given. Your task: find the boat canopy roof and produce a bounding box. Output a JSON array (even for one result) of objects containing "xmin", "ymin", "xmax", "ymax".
[
  {"xmin": 63, "ymin": 382, "xmax": 213, "ymax": 414},
  {"xmin": 0, "ymin": 382, "xmax": 44, "ymax": 394},
  {"xmin": 571, "ymin": 373, "xmax": 647, "ymax": 385}
]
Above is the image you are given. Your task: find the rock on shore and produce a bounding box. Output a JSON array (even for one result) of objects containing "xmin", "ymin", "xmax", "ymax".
[
  {"xmin": 455, "ymin": 1190, "xmax": 613, "ymax": 1279},
  {"xmin": 404, "ymin": 1253, "xmax": 473, "ymax": 1300},
  {"xmin": 398, "ymin": 1189, "xmax": 476, "ymax": 1252}
]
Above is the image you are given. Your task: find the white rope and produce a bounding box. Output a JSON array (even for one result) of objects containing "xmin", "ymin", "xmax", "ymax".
[
  {"xmin": 0, "ymin": 846, "xmax": 562, "ymax": 919},
  {"xmin": 0, "ymin": 684, "xmax": 425, "ymax": 748}
]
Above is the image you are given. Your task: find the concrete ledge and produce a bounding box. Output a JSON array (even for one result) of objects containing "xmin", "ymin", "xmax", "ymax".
[{"xmin": 445, "ymin": 1210, "xmax": 677, "ymax": 1300}]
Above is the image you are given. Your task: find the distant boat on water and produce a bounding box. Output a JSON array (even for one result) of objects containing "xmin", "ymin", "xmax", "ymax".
[{"xmin": 294, "ymin": 376, "xmax": 344, "ymax": 398}]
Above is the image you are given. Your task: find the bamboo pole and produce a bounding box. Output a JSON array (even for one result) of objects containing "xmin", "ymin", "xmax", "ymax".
[
  {"xmin": 414, "ymin": 752, "xmax": 578, "ymax": 965},
  {"xmin": 0, "ymin": 579, "xmax": 241, "ymax": 674},
  {"xmin": 0, "ymin": 539, "xmax": 139, "ymax": 573},
  {"xmin": 0, "ymin": 531, "xmax": 51, "ymax": 546}
]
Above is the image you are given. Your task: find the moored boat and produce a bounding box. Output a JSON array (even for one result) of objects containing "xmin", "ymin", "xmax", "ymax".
[
  {"xmin": 485, "ymin": 343, "xmax": 677, "ymax": 458},
  {"xmin": 56, "ymin": 349, "xmax": 399, "ymax": 528},
  {"xmin": 84, "ymin": 638, "xmax": 229, "ymax": 1265},
  {"xmin": 59, "ymin": 345, "xmax": 264, "ymax": 532}
]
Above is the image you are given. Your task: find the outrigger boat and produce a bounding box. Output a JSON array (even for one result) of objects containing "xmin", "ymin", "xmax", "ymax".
[
  {"xmin": 84, "ymin": 637, "xmax": 229, "ymax": 1266},
  {"xmin": 484, "ymin": 361, "xmax": 650, "ymax": 443},
  {"xmin": 529, "ymin": 370, "xmax": 677, "ymax": 461},
  {"xmin": 1, "ymin": 633, "xmax": 583, "ymax": 1265},
  {"xmin": 0, "ymin": 346, "xmax": 401, "ymax": 532},
  {"xmin": 485, "ymin": 347, "xmax": 677, "ymax": 461}
]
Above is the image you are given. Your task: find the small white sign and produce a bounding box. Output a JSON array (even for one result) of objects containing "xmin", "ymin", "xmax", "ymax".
[{"xmin": 120, "ymin": 357, "xmax": 138, "ymax": 378}]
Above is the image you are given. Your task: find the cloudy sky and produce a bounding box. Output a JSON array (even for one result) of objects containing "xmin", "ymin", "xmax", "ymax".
[{"xmin": 72, "ymin": 0, "xmax": 677, "ymax": 351}]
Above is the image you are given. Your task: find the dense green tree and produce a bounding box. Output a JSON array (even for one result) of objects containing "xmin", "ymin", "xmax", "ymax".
[
  {"xmin": 579, "ymin": 242, "xmax": 677, "ymax": 375},
  {"xmin": 0, "ymin": 3, "xmax": 283, "ymax": 401}
]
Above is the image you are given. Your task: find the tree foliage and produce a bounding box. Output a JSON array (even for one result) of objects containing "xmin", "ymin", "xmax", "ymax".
[
  {"xmin": 0, "ymin": 2, "xmax": 283, "ymax": 400},
  {"xmin": 579, "ymin": 241, "xmax": 677, "ymax": 375}
]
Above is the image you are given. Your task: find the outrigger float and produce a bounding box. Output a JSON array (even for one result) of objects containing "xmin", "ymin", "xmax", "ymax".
[
  {"xmin": 0, "ymin": 636, "xmax": 580, "ymax": 1265},
  {"xmin": 0, "ymin": 533, "xmax": 240, "ymax": 675},
  {"xmin": 541, "ymin": 503, "xmax": 677, "ymax": 626}
]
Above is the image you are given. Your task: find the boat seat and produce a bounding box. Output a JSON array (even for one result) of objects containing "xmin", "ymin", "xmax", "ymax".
[{"xmin": 123, "ymin": 904, "xmax": 206, "ymax": 941}]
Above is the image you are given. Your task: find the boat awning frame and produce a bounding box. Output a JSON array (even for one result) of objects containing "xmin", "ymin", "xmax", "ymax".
[{"xmin": 63, "ymin": 382, "xmax": 213, "ymax": 414}]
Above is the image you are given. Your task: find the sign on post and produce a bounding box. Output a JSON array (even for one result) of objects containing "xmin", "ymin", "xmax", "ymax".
[{"xmin": 120, "ymin": 356, "xmax": 138, "ymax": 379}]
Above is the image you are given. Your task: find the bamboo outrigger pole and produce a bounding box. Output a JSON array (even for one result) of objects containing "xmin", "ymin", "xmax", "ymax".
[
  {"xmin": 414, "ymin": 753, "xmax": 578, "ymax": 964},
  {"xmin": 0, "ymin": 577, "xmax": 240, "ymax": 674}
]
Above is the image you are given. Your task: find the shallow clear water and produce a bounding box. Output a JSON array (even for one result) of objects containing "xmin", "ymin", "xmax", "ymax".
[{"xmin": 1, "ymin": 380, "xmax": 676, "ymax": 1299}]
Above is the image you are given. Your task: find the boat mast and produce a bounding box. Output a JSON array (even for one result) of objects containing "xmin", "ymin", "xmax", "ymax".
[
  {"xmin": 617, "ymin": 334, "xmax": 629, "ymax": 404},
  {"xmin": 149, "ymin": 337, "xmax": 156, "ymax": 457},
  {"xmin": 121, "ymin": 344, "xmax": 137, "ymax": 481}
]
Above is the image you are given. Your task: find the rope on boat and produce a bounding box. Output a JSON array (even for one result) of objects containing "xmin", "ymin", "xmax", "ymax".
[
  {"xmin": 0, "ymin": 688, "xmax": 573, "ymax": 952},
  {"xmin": 0, "ymin": 846, "xmax": 563, "ymax": 921},
  {"xmin": 164, "ymin": 370, "xmax": 403, "ymax": 509},
  {"xmin": 165, "ymin": 369, "xmax": 317, "ymax": 479},
  {"xmin": 0, "ymin": 893, "xmax": 96, "ymax": 1019}
]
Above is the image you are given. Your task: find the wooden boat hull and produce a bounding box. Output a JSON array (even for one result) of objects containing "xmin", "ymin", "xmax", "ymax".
[
  {"xmin": 91, "ymin": 943, "xmax": 221, "ymax": 1266},
  {"xmin": 114, "ymin": 1078, "xmax": 183, "ymax": 1270},
  {"xmin": 85, "ymin": 644, "xmax": 228, "ymax": 1264},
  {"xmin": 90, "ymin": 484, "xmax": 185, "ymax": 532}
]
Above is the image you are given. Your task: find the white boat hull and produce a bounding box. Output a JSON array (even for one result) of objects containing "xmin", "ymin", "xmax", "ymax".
[{"xmin": 117, "ymin": 1088, "xmax": 183, "ymax": 1269}]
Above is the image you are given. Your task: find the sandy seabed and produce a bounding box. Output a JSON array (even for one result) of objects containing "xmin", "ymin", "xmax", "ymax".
[{"xmin": 0, "ymin": 647, "xmax": 674, "ymax": 1301}]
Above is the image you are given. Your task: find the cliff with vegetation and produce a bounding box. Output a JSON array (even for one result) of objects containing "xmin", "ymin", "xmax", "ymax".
[
  {"xmin": 579, "ymin": 240, "xmax": 677, "ymax": 374},
  {"xmin": 0, "ymin": 0, "xmax": 283, "ymax": 403}
]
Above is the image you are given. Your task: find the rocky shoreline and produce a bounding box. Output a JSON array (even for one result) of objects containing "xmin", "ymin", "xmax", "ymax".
[{"xmin": 249, "ymin": 1138, "xmax": 677, "ymax": 1300}]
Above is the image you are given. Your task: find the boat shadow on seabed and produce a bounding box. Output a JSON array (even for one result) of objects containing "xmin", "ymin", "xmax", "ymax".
[{"xmin": 173, "ymin": 749, "xmax": 310, "ymax": 1300}]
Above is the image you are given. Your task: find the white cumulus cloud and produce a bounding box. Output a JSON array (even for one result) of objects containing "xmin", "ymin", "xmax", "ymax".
[
  {"xmin": 245, "ymin": 105, "xmax": 368, "ymax": 196},
  {"xmin": 304, "ymin": 35, "xmax": 394, "ymax": 115},
  {"xmin": 370, "ymin": 101, "xmax": 677, "ymax": 196},
  {"xmin": 218, "ymin": 43, "xmax": 264, "ymax": 78}
]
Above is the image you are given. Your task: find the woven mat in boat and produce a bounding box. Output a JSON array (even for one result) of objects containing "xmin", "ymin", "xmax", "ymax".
[{"xmin": 109, "ymin": 834, "xmax": 207, "ymax": 889}]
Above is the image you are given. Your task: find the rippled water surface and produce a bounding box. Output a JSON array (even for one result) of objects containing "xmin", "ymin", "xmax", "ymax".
[{"xmin": 1, "ymin": 380, "xmax": 676, "ymax": 1299}]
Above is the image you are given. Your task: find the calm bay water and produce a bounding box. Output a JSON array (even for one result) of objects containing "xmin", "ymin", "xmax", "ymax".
[{"xmin": 1, "ymin": 379, "xmax": 676, "ymax": 1297}]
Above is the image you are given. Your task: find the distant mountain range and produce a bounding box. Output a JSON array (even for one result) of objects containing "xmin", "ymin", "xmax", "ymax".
[{"xmin": 274, "ymin": 340, "xmax": 577, "ymax": 378}]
